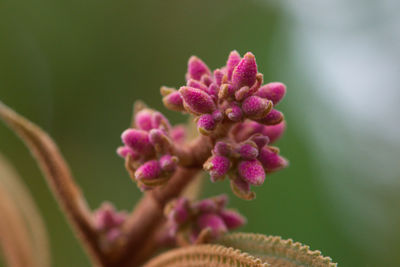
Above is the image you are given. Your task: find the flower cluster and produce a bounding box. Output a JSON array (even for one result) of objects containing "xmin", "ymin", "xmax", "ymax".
[
  {"xmin": 93, "ymin": 202, "xmax": 127, "ymax": 244},
  {"xmin": 162, "ymin": 51, "xmax": 286, "ymax": 135},
  {"xmin": 164, "ymin": 195, "xmax": 245, "ymax": 244},
  {"xmin": 117, "ymin": 107, "xmax": 184, "ymax": 190}
]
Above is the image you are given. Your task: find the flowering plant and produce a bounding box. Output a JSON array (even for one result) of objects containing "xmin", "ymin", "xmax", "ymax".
[{"xmin": 0, "ymin": 51, "xmax": 336, "ymax": 267}]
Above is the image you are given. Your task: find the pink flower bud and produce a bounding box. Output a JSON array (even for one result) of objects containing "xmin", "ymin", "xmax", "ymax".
[
  {"xmin": 230, "ymin": 177, "xmax": 255, "ymax": 200},
  {"xmin": 135, "ymin": 160, "xmax": 162, "ymax": 181},
  {"xmin": 116, "ymin": 146, "xmax": 137, "ymax": 158},
  {"xmin": 258, "ymin": 147, "xmax": 288, "ymax": 173},
  {"xmin": 238, "ymin": 142, "xmax": 259, "ymax": 160},
  {"xmin": 121, "ymin": 129, "xmax": 153, "ymax": 155},
  {"xmin": 257, "ymin": 109, "xmax": 284, "ymax": 125},
  {"xmin": 162, "ymin": 91, "xmax": 184, "ymax": 112},
  {"xmin": 186, "ymin": 56, "xmax": 211, "ymax": 81},
  {"xmin": 204, "ymin": 155, "xmax": 231, "ymax": 182},
  {"xmin": 225, "ymin": 105, "xmax": 243, "ymax": 122},
  {"xmin": 149, "ymin": 129, "xmax": 171, "ymax": 153},
  {"xmin": 159, "ymin": 155, "xmax": 178, "ymax": 172},
  {"xmin": 242, "ymin": 96, "xmax": 273, "ymax": 119},
  {"xmin": 200, "ymin": 75, "xmax": 212, "ymax": 87},
  {"xmin": 170, "ymin": 125, "xmax": 186, "ymax": 143},
  {"xmin": 106, "ymin": 228, "xmax": 121, "ymax": 243},
  {"xmin": 187, "ymin": 79, "xmax": 208, "ymax": 92},
  {"xmin": 169, "ymin": 198, "xmax": 190, "ymax": 224},
  {"xmin": 263, "ymin": 121, "xmax": 286, "ymax": 144},
  {"xmin": 250, "ymin": 134, "xmax": 270, "ymax": 149},
  {"xmin": 256, "ymin": 82, "xmax": 286, "ymax": 106},
  {"xmin": 220, "ymin": 209, "xmax": 246, "ymax": 229},
  {"xmin": 135, "ymin": 109, "xmax": 153, "ymax": 131},
  {"xmin": 197, "ymin": 114, "xmax": 216, "ymax": 135},
  {"xmin": 213, "ymin": 69, "xmax": 224, "ymax": 86},
  {"xmin": 231, "ymin": 52, "xmax": 257, "ymax": 89},
  {"xmin": 179, "ymin": 86, "xmax": 216, "ymax": 115},
  {"xmin": 193, "ymin": 199, "xmax": 218, "ymax": 213},
  {"xmin": 94, "ymin": 202, "xmax": 126, "ymax": 231},
  {"xmin": 213, "ymin": 141, "xmax": 232, "ymax": 157},
  {"xmin": 151, "ymin": 111, "xmax": 171, "ymax": 131},
  {"xmin": 207, "ymin": 83, "xmax": 219, "ymax": 98},
  {"xmin": 197, "ymin": 213, "xmax": 227, "ymax": 238},
  {"xmin": 226, "ymin": 50, "xmax": 241, "ymax": 80},
  {"xmin": 211, "ymin": 110, "xmax": 223, "ymax": 122},
  {"xmin": 238, "ymin": 160, "xmax": 265, "ymax": 186}
]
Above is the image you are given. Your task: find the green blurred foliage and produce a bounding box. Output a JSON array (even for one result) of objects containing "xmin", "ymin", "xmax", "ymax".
[{"xmin": 1, "ymin": 0, "xmax": 398, "ymax": 266}]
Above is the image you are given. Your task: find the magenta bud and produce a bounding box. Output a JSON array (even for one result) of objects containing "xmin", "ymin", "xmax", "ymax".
[
  {"xmin": 170, "ymin": 125, "xmax": 186, "ymax": 143},
  {"xmin": 250, "ymin": 134, "xmax": 270, "ymax": 149},
  {"xmin": 200, "ymin": 75, "xmax": 213, "ymax": 87},
  {"xmin": 106, "ymin": 228, "xmax": 121, "ymax": 243},
  {"xmin": 256, "ymin": 82, "xmax": 286, "ymax": 106},
  {"xmin": 263, "ymin": 121, "xmax": 286, "ymax": 144},
  {"xmin": 234, "ymin": 86, "xmax": 250, "ymax": 101},
  {"xmin": 225, "ymin": 105, "xmax": 243, "ymax": 122},
  {"xmin": 135, "ymin": 160, "xmax": 162, "ymax": 181},
  {"xmin": 238, "ymin": 160, "xmax": 265, "ymax": 186},
  {"xmin": 258, "ymin": 147, "xmax": 288, "ymax": 173},
  {"xmin": 231, "ymin": 52, "xmax": 257, "ymax": 89},
  {"xmin": 238, "ymin": 142, "xmax": 259, "ymax": 160},
  {"xmin": 94, "ymin": 203, "xmax": 126, "ymax": 231},
  {"xmin": 230, "ymin": 177, "xmax": 255, "ymax": 200},
  {"xmin": 226, "ymin": 50, "xmax": 241, "ymax": 80},
  {"xmin": 197, "ymin": 114, "xmax": 216, "ymax": 135},
  {"xmin": 204, "ymin": 155, "xmax": 231, "ymax": 182},
  {"xmin": 179, "ymin": 86, "xmax": 216, "ymax": 115},
  {"xmin": 116, "ymin": 146, "xmax": 136, "ymax": 158},
  {"xmin": 186, "ymin": 56, "xmax": 211, "ymax": 81},
  {"xmin": 135, "ymin": 109, "xmax": 153, "ymax": 131},
  {"xmin": 207, "ymin": 83, "xmax": 219, "ymax": 98},
  {"xmin": 159, "ymin": 155, "xmax": 178, "ymax": 172},
  {"xmin": 193, "ymin": 199, "xmax": 218, "ymax": 213},
  {"xmin": 170, "ymin": 198, "xmax": 190, "ymax": 224},
  {"xmin": 257, "ymin": 109, "xmax": 284, "ymax": 125},
  {"xmin": 187, "ymin": 79, "xmax": 208, "ymax": 92},
  {"xmin": 151, "ymin": 112, "xmax": 171, "ymax": 131},
  {"xmin": 242, "ymin": 96, "xmax": 273, "ymax": 119},
  {"xmin": 163, "ymin": 91, "xmax": 184, "ymax": 112},
  {"xmin": 149, "ymin": 129, "xmax": 171, "ymax": 152},
  {"xmin": 220, "ymin": 209, "xmax": 246, "ymax": 229},
  {"xmin": 197, "ymin": 213, "xmax": 227, "ymax": 238},
  {"xmin": 213, "ymin": 141, "xmax": 232, "ymax": 157},
  {"xmin": 121, "ymin": 129, "xmax": 153, "ymax": 155},
  {"xmin": 211, "ymin": 110, "xmax": 223, "ymax": 122},
  {"xmin": 213, "ymin": 69, "xmax": 224, "ymax": 86}
]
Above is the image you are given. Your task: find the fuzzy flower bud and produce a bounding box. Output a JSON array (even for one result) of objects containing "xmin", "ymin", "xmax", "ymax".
[
  {"xmin": 256, "ymin": 82, "xmax": 286, "ymax": 106},
  {"xmin": 219, "ymin": 209, "xmax": 246, "ymax": 229},
  {"xmin": 226, "ymin": 50, "xmax": 241, "ymax": 80},
  {"xmin": 135, "ymin": 109, "xmax": 153, "ymax": 131},
  {"xmin": 135, "ymin": 160, "xmax": 162, "ymax": 181},
  {"xmin": 116, "ymin": 146, "xmax": 136, "ymax": 158},
  {"xmin": 238, "ymin": 160, "xmax": 265, "ymax": 186},
  {"xmin": 242, "ymin": 95, "xmax": 273, "ymax": 119},
  {"xmin": 258, "ymin": 147, "xmax": 289, "ymax": 173},
  {"xmin": 121, "ymin": 129, "xmax": 153, "ymax": 155},
  {"xmin": 237, "ymin": 142, "xmax": 259, "ymax": 160},
  {"xmin": 204, "ymin": 155, "xmax": 231, "ymax": 182},
  {"xmin": 225, "ymin": 104, "xmax": 243, "ymax": 122},
  {"xmin": 179, "ymin": 86, "xmax": 216, "ymax": 115},
  {"xmin": 213, "ymin": 141, "xmax": 233, "ymax": 157},
  {"xmin": 186, "ymin": 56, "xmax": 211, "ymax": 81},
  {"xmin": 94, "ymin": 202, "xmax": 127, "ymax": 243},
  {"xmin": 161, "ymin": 87, "xmax": 185, "ymax": 112},
  {"xmin": 257, "ymin": 109, "xmax": 284, "ymax": 125},
  {"xmin": 159, "ymin": 155, "xmax": 178, "ymax": 172},
  {"xmin": 197, "ymin": 213, "xmax": 227, "ymax": 238},
  {"xmin": 197, "ymin": 114, "xmax": 216, "ymax": 135},
  {"xmin": 231, "ymin": 52, "xmax": 258, "ymax": 89}
]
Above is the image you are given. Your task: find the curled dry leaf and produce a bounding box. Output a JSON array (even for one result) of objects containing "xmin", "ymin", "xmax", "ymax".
[
  {"xmin": 216, "ymin": 232, "xmax": 337, "ymax": 267},
  {"xmin": 0, "ymin": 154, "xmax": 50, "ymax": 267},
  {"xmin": 0, "ymin": 101, "xmax": 106, "ymax": 266},
  {"xmin": 143, "ymin": 244, "xmax": 267, "ymax": 267}
]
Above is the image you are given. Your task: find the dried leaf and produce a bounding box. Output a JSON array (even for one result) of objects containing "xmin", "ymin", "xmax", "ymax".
[
  {"xmin": 216, "ymin": 232, "xmax": 337, "ymax": 267},
  {"xmin": 0, "ymin": 154, "xmax": 50, "ymax": 267},
  {"xmin": 143, "ymin": 244, "xmax": 268, "ymax": 267},
  {"xmin": 0, "ymin": 101, "xmax": 105, "ymax": 265}
]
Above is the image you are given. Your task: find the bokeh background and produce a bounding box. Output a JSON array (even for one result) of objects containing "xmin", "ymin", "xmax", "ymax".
[{"xmin": 1, "ymin": 0, "xmax": 399, "ymax": 266}]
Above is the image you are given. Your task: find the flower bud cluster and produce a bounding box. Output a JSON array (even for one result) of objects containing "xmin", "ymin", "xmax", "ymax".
[
  {"xmin": 162, "ymin": 51, "xmax": 286, "ymax": 135},
  {"xmin": 204, "ymin": 120, "xmax": 288, "ymax": 200},
  {"xmin": 93, "ymin": 202, "xmax": 127, "ymax": 243},
  {"xmin": 117, "ymin": 108, "xmax": 184, "ymax": 190},
  {"xmin": 164, "ymin": 195, "xmax": 245, "ymax": 244}
]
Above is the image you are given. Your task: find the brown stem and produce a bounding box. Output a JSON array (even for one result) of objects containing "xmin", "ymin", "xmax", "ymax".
[{"xmin": 0, "ymin": 102, "xmax": 107, "ymax": 266}]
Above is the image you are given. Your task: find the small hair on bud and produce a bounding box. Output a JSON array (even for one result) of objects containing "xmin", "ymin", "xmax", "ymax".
[
  {"xmin": 204, "ymin": 155, "xmax": 231, "ymax": 182},
  {"xmin": 238, "ymin": 142, "xmax": 259, "ymax": 160},
  {"xmin": 213, "ymin": 141, "xmax": 232, "ymax": 157},
  {"xmin": 242, "ymin": 96, "xmax": 273, "ymax": 119},
  {"xmin": 226, "ymin": 50, "xmax": 241, "ymax": 80},
  {"xmin": 197, "ymin": 114, "xmax": 216, "ymax": 135},
  {"xmin": 121, "ymin": 129, "xmax": 153, "ymax": 155},
  {"xmin": 135, "ymin": 109, "xmax": 153, "ymax": 131},
  {"xmin": 135, "ymin": 160, "xmax": 162, "ymax": 181},
  {"xmin": 238, "ymin": 160, "xmax": 265, "ymax": 186},
  {"xmin": 258, "ymin": 147, "xmax": 289, "ymax": 173}
]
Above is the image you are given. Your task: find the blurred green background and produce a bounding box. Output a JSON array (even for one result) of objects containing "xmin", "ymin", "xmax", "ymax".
[{"xmin": 1, "ymin": 0, "xmax": 399, "ymax": 266}]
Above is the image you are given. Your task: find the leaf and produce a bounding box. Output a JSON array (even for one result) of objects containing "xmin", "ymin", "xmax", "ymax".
[
  {"xmin": 0, "ymin": 101, "xmax": 105, "ymax": 265},
  {"xmin": 143, "ymin": 244, "xmax": 268, "ymax": 267},
  {"xmin": 216, "ymin": 232, "xmax": 337, "ymax": 267},
  {"xmin": 0, "ymin": 154, "xmax": 50, "ymax": 267}
]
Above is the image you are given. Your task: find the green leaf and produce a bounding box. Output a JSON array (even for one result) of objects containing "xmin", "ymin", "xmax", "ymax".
[{"xmin": 216, "ymin": 232, "xmax": 337, "ymax": 267}]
